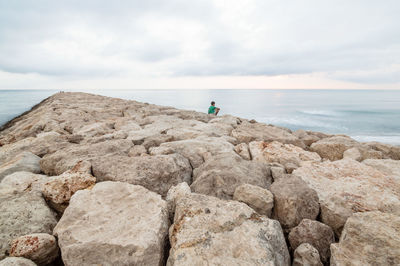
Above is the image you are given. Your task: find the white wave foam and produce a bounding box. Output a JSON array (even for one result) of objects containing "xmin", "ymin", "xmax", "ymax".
[
  {"xmin": 299, "ymin": 110, "xmax": 341, "ymax": 116},
  {"xmin": 351, "ymin": 135, "xmax": 400, "ymax": 145},
  {"xmin": 258, "ymin": 116, "xmax": 348, "ymax": 130}
]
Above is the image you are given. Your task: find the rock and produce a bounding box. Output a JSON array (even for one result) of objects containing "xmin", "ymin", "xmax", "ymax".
[
  {"xmin": 293, "ymin": 159, "xmax": 400, "ymax": 237},
  {"xmin": 364, "ymin": 141, "xmax": 400, "ymax": 160},
  {"xmin": 249, "ymin": 141, "xmax": 321, "ymax": 172},
  {"xmin": 92, "ymin": 153, "xmax": 192, "ymax": 197},
  {"xmin": 293, "ymin": 243, "xmax": 323, "ymax": 266},
  {"xmin": 233, "ymin": 183, "xmax": 274, "ymax": 217},
  {"xmin": 310, "ymin": 136, "xmax": 360, "ymax": 161},
  {"xmin": 128, "ymin": 145, "xmax": 148, "ymax": 157},
  {"xmin": 150, "ymin": 137, "xmax": 235, "ymax": 168},
  {"xmin": 270, "ymin": 177, "xmax": 319, "ymax": 229},
  {"xmin": 142, "ymin": 134, "xmax": 174, "ymax": 149},
  {"xmin": 166, "ymin": 182, "xmax": 191, "ymax": 221},
  {"xmin": 113, "ymin": 118, "xmax": 142, "ymax": 132},
  {"xmin": 293, "ymin": 129, "xmax": 321, "ymax": 147},
  {"xmin": 40, "ymin": 139, "xmax": 134, "ymax": 175},
  {"xmin": 54, "ymin": 182, "xmax": 169, "ymax": 266},
  {"xmin": 167, "ymin": 193, "xmax": 290, "ymax": 265},
  {"xmin": 234, "ymin": 143, "xmax": 251, "ymax": 160},
  {"xmin": 191, "ymin": 153, "xmax": 272, "ymax": 199},
  {"xmin": 75, "ymin": 122, "xmax": 113, "ymax": 137},
  {"xmin": 231, "ymin": 121, "xmax": 305, "ymax": 148},
  {"xmin": 0, "ymin": 152, "xmax": 41, "ymax": 181},
  {"xmin": 288, "ymin": 219, "xmax": 335, "ymax": 263},
  {"xmin": 330, "ymin": 211, "xmax": 400, "ymax": 266},
  {"xmin": 9, "ymin": 234, "xmax": 59, "ymax": 265},
  {"xmin": 362, "ymin": 158, "xmax": 400, "ymax": 180},
  {"xmin": 42, "ymin": 161, "xmax": 96, "ymax": 213},
  {"xmin": 0, "ymin": 192, "xmax": 57, "ymax": 260},
  {"xmin": 0, "ymin": 257, "xmax": 37, "ymax": 266},
  {"xmin": 343, "ymin": 147, "xmax": 362, "ymax": 161},
  {"xmin": 270, "ymin": 166, "xmax": 287, "ymax": 181},
  {"xmin": 0, "ymin": 172, "xmax": 47, "ymax": 194}
]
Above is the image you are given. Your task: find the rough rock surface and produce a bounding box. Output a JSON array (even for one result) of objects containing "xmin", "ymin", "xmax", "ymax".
[
  {"xmin": 362, "ymin": 158, "xmax": 400, "ymax": 181},
  {"xmin": 92, "ymin": 153, "xmax": 191, "ymax": 197},
  {"xmin": 231, "ymin": 121, "xmax": 305, "ymax": 148},
  {"xmin": 0, "ymin": 152, "xmax": 41, "ymax": 181},
  {"xmin": 293, "ymin": 243, "xmax": 323, "ymax": 266},
  {"xmin": 9, "ymin": 233, "xmax": 59, "ymax": 265},
  {"xmin": 364, "ymin": 141, "xmax": 400, "ymax": 160},
  {"xmin": 0, "ymin": 172, "xmax": 47, "ymax": 194},
  {"xmin": 191, "ymin": 153, "xmax": 272, "ymax": 199},
  {"xmin": 233, "ymin": 143, "xmax": 251, "ymax": 160},
  {"xmin": 42, "ymin": 161, "xmax": 96, "ymax": 212},
  {"xmin": 54, "ymin": 181, "xmax": 169, "ymax": 266},
  {"xmin": 167, "ymin": 192, "xmax": 290, "ymax": 265},
  {"xmin": 342, "ymin": 147, "xmax": 362, "ymax": 161},
  {"xmin": 249, "ymin": 141, "xmax": 321, "ymax": 171},
  {"xmin": 0, "ymin": 192, "xmax": 57, "ymax": 260},
  {"xmin": 330, "ymin": 211, "xmax": 400, "ymax": 266},
  {"xmin": 293, "ymin": 159, "xmax": 400, "ymax": 236},
  {"xmin": 0, "ymin": 257, "xmax": 37, "ymax": 266},
  {"xmin": 288, "ymin": 219, "xmax": 335, "ymax": 263},
  {"xmin": 233, "ymin": 183, "xmax": 274, "ymax": 217},
  {"xmin": 270, "ymin": 177, "xmax": 320, "ymax": 229},
  {"xmin": 293, "ymin": 129, "xmax": 321, "ymax": 147},
  {"xmin": 166, "ymin": 182, "xmax": 191, "ymax": 221}
]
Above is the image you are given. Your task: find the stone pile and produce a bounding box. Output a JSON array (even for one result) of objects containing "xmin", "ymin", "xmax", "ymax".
[{"xmin": 0, "ymin": 92, "xmax": 399, "ymax": 265}]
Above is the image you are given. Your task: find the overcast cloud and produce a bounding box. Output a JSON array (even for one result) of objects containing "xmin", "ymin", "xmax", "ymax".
[{"xmin": 0, "ymin": 0, "xmax": 399, "ymax": 88}]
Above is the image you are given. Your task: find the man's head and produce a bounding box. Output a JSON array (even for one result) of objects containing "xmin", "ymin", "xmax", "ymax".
[{"xmin": 211, "ymin": 101, "xmax": 215, "ymax": 106}]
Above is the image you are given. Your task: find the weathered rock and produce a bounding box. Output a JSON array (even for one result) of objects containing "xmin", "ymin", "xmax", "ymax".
[
  {"xmin": 75, "ymin": 122, "xmax": 113, "ymax": 137},
  {"xmin": 364, "ymin": 141, "xmax": 400, "ymax": 160},
  {"xmin": 92, "ymin": 153, "xmax": 191, "ymax": 197},
  {"xmin": 167, "ymin": 193, "xmax": 290, "ymax": 265},
  {"xmin": 166, "ymin": 182, "xmax": 191, "ymax": 221},
  {"xmin": 191, "ymin": 153, "xmax": 272, "ymax": 199},
  {"xmin": 330, "ymin": 211, "xmax": 400, "ymax": 266},
  {"xmin": 270, "ymin": 166, "xmax": 287, "ymax": 181},
  {"xmin": 233, "ymin": 183, "xmax": 274, "ymax": 217},
  {"xmin": 40, "ymin": 139, "xmax": 134, "ymax": 175},
  {"xmin": 0, "ymin": 172, "xmax": 47, "ymax": 194},
  {"xmin": 0, "ymin": 152, "xmax": 41, "ymax": 181},
  {"xmin": 234, "ymin": 143, "xmax": 251, "ymax": 160},
  {"xmin": 42, "ymin": 161, "xmax": 96, "ymax": 213},
  {"xmin": 362, "ymin": 158, "xmax": 400, "ymax": 181},
  {"xmin": 249, "ymin": 141, "xmax": 321, "ymax": 172},
  {"xmin": 310, "ymin": 136, "xmax": 360, "ymax": 161},
  {"xmin": 0, "ymin": 192, "xmax": 57, "ymax": 260},
  {"xmin": 293, "ymin": 129, "xmax": 321, "ymax": 147},
  {"xmin": 9, "ymin": 234, "xmax": 59, "ymax": 266},
  {"xmin": 343, "ymin": 147, "xmax": 362, "ymax": 161},
  {"xmin": 288, "ymin": 219, "xmax": 335, "ymax": 263},
  {"xmin": 150, "ymin": 137, "xmax": 235, "ymax": 168},
  {"xmin": 293, "ymin": 243, "xmax": 323, "ymax": 266},
  {"xmin": 231, "ymin": 121, "xmax": 305, "ymax": 148},
  {"xmin": 270, "ymin": 177, "xmax": 319, "ymax": 229},
  {"xmin": 54, "ymin": 182, "xmax": 169, "ymax": 266},
  {"xmin": 0, "ymin": 257, "xmax": 37, "ymax": 266},
  {"xmin": 293, "ymin": 159, "xmax": 400, "ymax": 237},
  {"xmin": 128, "ymin": 145, "xmax": 148, "ymax": 157}
]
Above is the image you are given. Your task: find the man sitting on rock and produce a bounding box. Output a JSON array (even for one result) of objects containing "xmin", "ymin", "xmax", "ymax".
[{"xmin": 208, "ymin": 101, "xmax": 220, "ymax": 115}]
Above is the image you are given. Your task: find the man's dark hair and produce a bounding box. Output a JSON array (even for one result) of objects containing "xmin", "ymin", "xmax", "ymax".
[{"xmin": 211, "ymin": 101, "xmax": 215, "ymax": 105}]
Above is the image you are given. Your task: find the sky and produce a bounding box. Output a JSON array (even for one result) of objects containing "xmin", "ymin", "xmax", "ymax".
[{"xmin": 0, "ymin": 0, "xmax": 399, "ymax": 90}]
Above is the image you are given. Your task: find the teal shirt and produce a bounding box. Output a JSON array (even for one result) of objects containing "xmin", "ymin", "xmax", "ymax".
[{"xmin": 208, "ymin": 105, "xmax": 216, "ymax": 114}]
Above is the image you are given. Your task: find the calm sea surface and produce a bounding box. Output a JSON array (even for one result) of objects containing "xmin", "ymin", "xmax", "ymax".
[{"xmin": 1, "ymin": 89, "xmax": 399, "ymax": 145}]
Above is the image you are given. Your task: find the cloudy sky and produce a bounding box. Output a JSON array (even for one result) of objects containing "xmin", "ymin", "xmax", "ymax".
[{"xmin": 0, "ymin": 0, "xmax": 399, "ymax": 89}]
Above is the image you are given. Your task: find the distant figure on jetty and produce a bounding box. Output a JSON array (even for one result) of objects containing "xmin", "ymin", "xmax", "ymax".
[{"xmin": 208, "ymin": 101, "xmax": 220, "ymax": 115}]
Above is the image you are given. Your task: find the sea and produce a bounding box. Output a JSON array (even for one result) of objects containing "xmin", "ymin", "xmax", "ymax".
[{"xmin": 1, "ymin": 89, "xmax": 399, "ymax": 145}]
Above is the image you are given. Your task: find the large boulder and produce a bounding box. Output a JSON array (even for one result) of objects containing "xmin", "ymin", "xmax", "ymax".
[
  {"xmin": 293, "ymin": 243, "xmax": 323, "ymax": 266},
  {"xmin": 40, "ymin": 139, "xmax": 134, "ymax": 175},
  {"xmin": 249, "ymin": 141, "xmax": 321, "ymax": 171},
  {"xmin": 0, "ymin": 172, "xmax": 47, "ymax": 194},
  {"xmin": 0, "ymin": 257, "xmax": 37, "ymax": 266},
  {"xmin": 54, "ymin": 182, "xmax": 169, "ymax": 266},
  {"xmin": 167, "ymin": 192, "xmax": 290, "ymax": 265},
  {"xmin": 364, "ymin": 141, "xmax": 400, "ymax": 160},
  {"xmin": 231, "ymin": 121, "xmax": 305, "ymax": 148},
  {"xmin": 288, "ymin": 219, "xmax": 335, "ymax": 264},
  {"xmin": 233, "ymin": 183, "xmax": 274, "ymax": 217},
  {"xmin": 0, "ymin": 192, "xmax": 57, "ymax": 260},
  {"xmin": 150, "ymin": 137, "xmax": 235, "ymax": 168},
  {"xmin": 92, "ymin": 153, "xmax": 191, "ymax": 197},
  {"xmin": 234, "ymin": 143, "xmax": 251, "ymax": 160},
  {"xmin": 191, "ymin": 153, "xmax": 272, "ymax": 199},
  {"xmin": 9, "ymin": 233, "xmax": 59, "ymax": 266},
  {"xmin": 270, "ymin": 177, "xmax": 320, "ymax": 229},
  {"xmin": 330, "ymin": 211, "xmax": 400, "ymax": 266},
  {"xmin": 362, "ymin": 158, "xmax": 400, "ymax": 181},
  {"xmin": 293, "ymin": 159, "xmax": 400, "ymax": 236},
  {"xmin": 293, "ymin": 129, "xmax": 321, "ymax": 147},
  {"xmin": 0, "ymin": 152, "xmax": 41, "ymax": 181},
  {"xmin": 42, "ymin": 161, "xmax": 96, "ymax": 213}
]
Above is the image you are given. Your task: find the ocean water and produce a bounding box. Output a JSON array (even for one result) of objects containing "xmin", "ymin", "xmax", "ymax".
[{"xmin": 1, "ymin": 89, "xmax": 399, "ymax": 145}]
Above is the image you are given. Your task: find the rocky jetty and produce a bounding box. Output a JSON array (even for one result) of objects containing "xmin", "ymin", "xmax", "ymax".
[{"xmin": 0, "ymin": 92, "xmax": 399, "ymax": 265}]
